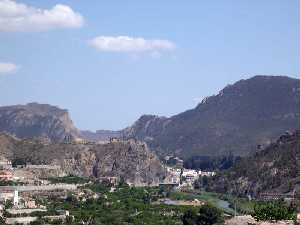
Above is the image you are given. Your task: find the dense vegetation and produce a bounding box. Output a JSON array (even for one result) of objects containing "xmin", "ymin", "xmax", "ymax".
[
  {"xmin": 181, "ymin": 204, "xmax": 223, "ymax": 225},
  {"xmin": 43, "ymin": 184, "xmax": 194, "ymax": 225},
  {"xmin": 48, "ymin": 175, "xmax": 89, "ymax": 184},
  {"xmin": 251, "ymin": 201, "xmax": 296, "ymax": 221},
  {"xmin": 0, "ymin": 179, "xmax": 23, "ymax": 186},
  {"xmin": 2, "ymin": 174, "xmax": 297, "ymax": 225}
]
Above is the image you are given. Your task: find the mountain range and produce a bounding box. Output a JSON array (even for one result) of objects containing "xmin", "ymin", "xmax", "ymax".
[
  {"xmin": 2, "ymin": 75, "xmax": 300, "ymax": 160},
  {"xmin": 123, "ymin": 75, "xmax": 300, "ymax": 158}
]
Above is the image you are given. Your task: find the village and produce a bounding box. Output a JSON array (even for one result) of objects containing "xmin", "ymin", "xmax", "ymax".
[
  {"xmin": 163, "ymin": 165, "xmax": 215, "ymax": 189},
  {"xmin": 0, "ymin": 137, "xmax": 297, "ymax": 225},
  {"xmin": 0, "ymin": 158, "xmax": 78, "ymax": 224},
  {"xmin": 0, "ymin": 147, "xmax": 218, "ymax": 225}
]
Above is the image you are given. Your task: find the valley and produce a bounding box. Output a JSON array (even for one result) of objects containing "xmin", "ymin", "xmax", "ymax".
[{"xmin": 0, "ymin": 76, "xmax": 300, "ymax": 224}]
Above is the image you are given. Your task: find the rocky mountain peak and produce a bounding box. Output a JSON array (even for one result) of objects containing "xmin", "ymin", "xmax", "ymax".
[{"xmin": 0, "ymin": 103, "xmax": 80, "ymax": 142}]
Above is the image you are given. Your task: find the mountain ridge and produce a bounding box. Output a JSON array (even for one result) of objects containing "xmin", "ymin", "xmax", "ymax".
[
  {"xmin": 122, "ymin": 75, "xmax": 300, "ymax": 158},
  {"xmin": 2, "ymin": 75, "xmax": 300, "ymax": 159}
]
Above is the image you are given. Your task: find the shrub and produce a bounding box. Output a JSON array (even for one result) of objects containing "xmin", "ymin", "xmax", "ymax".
[
  {"xmin": 181, "ymin": 204, "xmax": 223, "ymax": 225},
  {"xmin": 182, "ymin": 209, "xmax": 198, "ymax": 225},
  {"xmin": 198, "ymin": 204, "xmax": 224, "ymax": 225},
  {"xmin": 251, "ymin": 201, "xmax": 296, "ymax": 221}
]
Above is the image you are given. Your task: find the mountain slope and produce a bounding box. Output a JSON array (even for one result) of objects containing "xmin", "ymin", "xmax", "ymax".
[
  {"xmin": 123, "ymin": 75, "xmax": 300, "ymax": 158},
  {"xmin": 208, "ymin": 130, "xmax": 300, "ymax": 196},
  {"xmin": 0, "ymin": 103, "xmax": 80, "ymax": 142}
]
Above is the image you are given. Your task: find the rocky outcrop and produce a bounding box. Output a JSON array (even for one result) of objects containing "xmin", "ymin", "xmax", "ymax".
[
  {"xmin": 92, "ymin": 140, "xmax": 165, "ymax": 186},
  {"xmin": 0, "ymin": 103, "xmax": 80, "ymax": 142},
  {"xmin": 122, "ymin": 76, "xmax": 300, "ymax": 158},
  {"xmin": 0, "ymin": 133, "xmax": 166, "ymax": 186}
]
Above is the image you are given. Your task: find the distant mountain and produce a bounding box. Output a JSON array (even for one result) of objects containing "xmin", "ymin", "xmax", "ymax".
[
  {"xmin": 0, "ymin": 103, "xmax": 80, "ymax": 142},
  {"xmin": 2, "ymin": 75, "xmax": 300, "ymax": 160},
  {"xmin": 208, "ymin": 130, "xmax": 300, "ymax": 196},
  {"xmin": 81, "ymin": 130, "xmax": 121, "ymax": 142},
  {"xmin": 0, "ymin": 133, "xmax": 165, "ymax": 186},
  {"xmin": 123, "ymin": 75, "xmax": 300, "ymax": 158}
]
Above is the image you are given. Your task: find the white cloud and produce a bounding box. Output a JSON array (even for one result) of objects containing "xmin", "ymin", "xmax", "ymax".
[
  {"xmin": 89, "ymin": 36, "xmax": 176, "ymax": 53},
  {"xmin": 0, "ymin": 0, "xmax": 84, "ymax": 32},
  {"xmin": 0, "ymin": 62, "xmax": 18, "ymax": 74}
]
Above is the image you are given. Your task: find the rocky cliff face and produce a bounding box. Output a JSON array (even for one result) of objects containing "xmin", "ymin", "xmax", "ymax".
[
  {"xmin": 0, "ymin": 133, "xmax": 166, "ymax": 186},
  {"xmin": 0, "ymin": 103, "xmax": 80, "ymax": 142},
  {"xmin": 123, "ymin": 76, "xmax": 300, "ymax": 158}
]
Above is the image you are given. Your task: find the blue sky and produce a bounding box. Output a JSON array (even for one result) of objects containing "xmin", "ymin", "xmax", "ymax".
[{"xmin": 1, "ymin": 0, "xmax": 300, "ymax": 130}]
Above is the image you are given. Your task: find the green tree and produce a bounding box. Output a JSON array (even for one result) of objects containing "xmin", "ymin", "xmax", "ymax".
[
  {"xmin": 182, "ymin": 209, "xmax": 198, "ymax": 225},
  {"xmin": 0, "ymin": 217, "xmax": 5, "ymax": 225},
  {"xmin": 198, "ymin": 204, "xmax": 223, "ymax": 225},
  {"xmin": 181, "ymin": 204, "xmax": 223, "ymax": 225},
  {"xmin": 202, "ymin": 176, "xmax": 208, "ymax": 187}
]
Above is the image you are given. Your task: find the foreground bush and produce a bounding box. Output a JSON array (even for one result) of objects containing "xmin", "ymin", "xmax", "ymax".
[
  {"xmin": 182, "ymin": 204, "xmax": 223, "ymax": 225},
  {"xmin": 251, "ymin": 201, "xmax": 296, "ymax": 221}
]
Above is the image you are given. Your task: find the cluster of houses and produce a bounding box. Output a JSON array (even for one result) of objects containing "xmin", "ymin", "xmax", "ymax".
[
  {"xmin": 0, "ymin": 157, "xmax": 117, "ymax": 224},
  {"xmin": 0, "ymin": 159, "xmax": 75, "ymax": 224},
  {"xmin": 0, "ymin": 183, "xmax": 77, "ymax": 224},
  {"xmin": 165, "ymin": 167, "xmax": 216, "ymax": 189},
  {"xmin": 0, "ymin": 160, "xmax": 13, "ymax": 182}
]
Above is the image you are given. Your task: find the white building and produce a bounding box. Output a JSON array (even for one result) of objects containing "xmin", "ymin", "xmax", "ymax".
[
  {"xmin": 200, "ymin": 171, "xmax": 216, "ymax": 177},
  {"xmin": 13, "ymin": 190, "xmax": 18, "ymax": 206},
  {"xmin": 182, "ymin": 169, "xmax": 199, "ymax": 183}
]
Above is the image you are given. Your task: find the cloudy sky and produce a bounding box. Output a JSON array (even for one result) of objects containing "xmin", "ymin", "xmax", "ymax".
[{"xmin": 1, "ymin": 0, "xmax": 300, "ymax": 130}]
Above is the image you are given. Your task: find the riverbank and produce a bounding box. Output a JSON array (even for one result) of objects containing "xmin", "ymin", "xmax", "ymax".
[{"xmin": 169, "ymin": 191, "xmax": 237, "ymax": 215}]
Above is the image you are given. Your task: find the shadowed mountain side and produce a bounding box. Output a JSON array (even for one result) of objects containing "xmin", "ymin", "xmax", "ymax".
[{"xmin": 208, "ymin": 130, "xmax": 300, "ymax": 196}]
